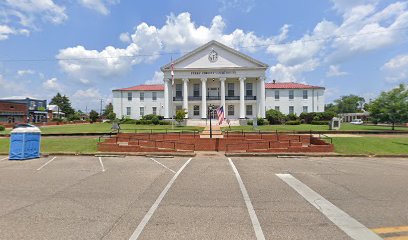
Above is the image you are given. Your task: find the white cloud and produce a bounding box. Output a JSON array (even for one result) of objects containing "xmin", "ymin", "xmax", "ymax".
[
  {"xmin": 0, "ymin": 0, "xmax": 66, "ymax": 40},
  {"xmin": 269, "ymin": 59, "xmax": 319, "ymax": 82},
  {"xmin": 326, "ymin": 65, "xmax": 348, "ymax": 77},
  {"xmin": 73, "ymin": 88, "xmax": 102, "ymax": 99},
  {"xmin": 17, "ymin": 69, "xmax": 35, "ymax": 76},
  {"xmin": 42, "ymin": 77, "xmax": 63, "ymax": 91},
  {"xmin": 0, "ymin": 74, "xmax": 26, "ymax": 93},
  {"xmin": 57, "ymin": 12, "xmax": 283, "ymax": 82},
  {"xmin": 382, "ymin": 54, "xmax": 408, "ymax": 82},
  {"xmin": 145, "ymin": 71, "xmax": 164, "ymax": 85},
  {"xmin": 330, "ymin": 0, "xmax": 379, "ymax": 13},
  {"xmin": 77, "ymin": 0, "xmax": 119, "ymax": 15},
  {"xmin": 218, "ymin": 0, "xmax": 255, "ymax": 13}
]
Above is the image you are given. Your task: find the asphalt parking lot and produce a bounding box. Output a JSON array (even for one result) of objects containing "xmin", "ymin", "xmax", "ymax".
[{"xmin": 0, "ymin": 154, "xmax": 407, "ymax": 240}]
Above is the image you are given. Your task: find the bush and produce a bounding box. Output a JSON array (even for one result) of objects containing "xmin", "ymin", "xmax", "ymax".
[
  {"xmin": 159, "ymin": 120, "xmax": 171, "ymax": 125},
  {"xmin": 311, "ymin": 120, "xmax": 330, "ymax": 125},
  {"xmin": 286, "ymin": 113, "xmax": 299, "ymax": 121},
  {"xmin": 142, "ymin": 114, "xmax": 164, "ymax": 121},
  {"xmin": 266, "ymin": 109, "xmax": 286, "ymax": 125},
  {"xmin": 247, "ymin": 120, "xmax": 253, "ymax": 125},
  {"xmin": 0, "ymin": 125, "xmax": 5, "ymax": 131},
  {"xmin": 286, "ymin": 120, "xmax": 301, "ymax": 125},
  {"xmin": 299, "ymin": 112, "xmax": 316, "ymax": 124},
  {"xmin": 257, "ymin": 117, "xmax": 267, "ymax": 126},
  {"xmin": 51, "ymin": 118, "xmax": 63, "ymax": 123},
  {"xmin": 151, "ymin": 115, "xmax": 160, "ymax": 125},
  {"xmin": 120, "ymin": 118, "xmax": 137, "ymax": 124}
]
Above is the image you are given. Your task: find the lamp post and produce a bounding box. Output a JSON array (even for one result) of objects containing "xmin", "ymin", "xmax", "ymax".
[{"xmin": 208, "ymin": 104, "xmax": 215, "ymax": 138}]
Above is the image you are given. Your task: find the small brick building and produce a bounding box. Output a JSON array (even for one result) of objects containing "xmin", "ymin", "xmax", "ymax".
[{"xmin": 0, "ymin": 101, "xmax": 28, "ymax": 124}]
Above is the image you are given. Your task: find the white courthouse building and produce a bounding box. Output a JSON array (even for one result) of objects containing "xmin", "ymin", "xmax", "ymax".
[{"xmin": 113, "ymin": 40, "xmax": 325, "ymax": 123}]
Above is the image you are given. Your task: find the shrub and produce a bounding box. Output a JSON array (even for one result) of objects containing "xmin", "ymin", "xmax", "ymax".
[
  {"xmin": 159, "ymin": 120, "xmax": 171, "ymax": 125},
  {"xmin": 286, "ymin": 113, "xmax": 299, "ymax": 121},
  {"xmin": 175, "ymin": 109, "xmax": 186, "ymax": 125},
  {"xmin": 257, "ymin": 117, "xmax": 267, "ymax": 126},
  {"xmin": 0, "ymin": 125, "xmax": 5, "ymax": 131},
  {"xmin": 266, "ymin": 109, "xmax": 286, "ymax": 125},
  {"xmin": 286, "ymin": 120, "xmax": 301, "ymax": 125},
  {"xmin": 299, "ymin": 112, "xmax": 316, "ymax": 124},
  {"xmin": 151, "ymin": 115, "xmax": 160, "ymax": 125},
  {"xmin": 247, "ymin": 120, "xmax": 253, "ymax": 125},
  {"xmin": 311, "ymin": 120, "xmax": 330, "ymax": 125},
  {"xmin": 51, "ymin": 118, "xmax": 63, "ymax": 123},
  {"xmin": 120, "ymin": 118, "xmax": 137, "ymax": 124}
]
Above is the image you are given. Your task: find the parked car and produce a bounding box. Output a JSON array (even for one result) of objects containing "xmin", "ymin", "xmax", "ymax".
[{"xmin": 350, "ymin": 119, "xmax": 363, "ymax": 125}]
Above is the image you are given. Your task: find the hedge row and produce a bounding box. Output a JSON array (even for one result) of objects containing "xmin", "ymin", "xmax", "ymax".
[{"xmin": 0, "ymin": 125, "xmax": 5, "ymax": 131}]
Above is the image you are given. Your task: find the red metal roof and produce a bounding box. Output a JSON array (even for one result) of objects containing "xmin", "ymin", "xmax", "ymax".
[
  {"xmin": 265, "ymin": 82, "xmax": 324, "ymax": 89},
  {"xmin": 115, "ymin": 84, "xmax": 164, "ymax": 91}
]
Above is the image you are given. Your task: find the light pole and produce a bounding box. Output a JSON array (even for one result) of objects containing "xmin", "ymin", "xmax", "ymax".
[{"xmin": 208, "ymin": 104, "xmax": 215, "ymax": 138}]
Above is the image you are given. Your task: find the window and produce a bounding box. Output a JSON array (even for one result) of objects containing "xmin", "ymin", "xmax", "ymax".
[
  {"xmin": 152, "ymin": 107, "xmax": 157, "ymax": 115},
  {"xmin": 193, "ymin": 84, "xmax": 200, "ymax": 97},
  {"xmin": 274, "ymin": 90, "xmax": 279, "ymax": 100},
  {"xmin": 246, "ymin": 105, "xmax": 253, "ymax": 116},
  {"xmin": 176, "ymin": 84, "xmax": 182, "ymax": 98},
  {"xmin": 127, "ymin": 92, "xmax": 132, "ymax": 101},
  {"xmin": 246, "ymin": 83, "xmax": 253, "ymax": 96},
  {"xmin": 193, "ymin": 105, "xmax": 200, "ymax": 116},
  {"xmin": 303, "ymin": 90, "xmax": 308, "ymax": 99},
  {"xmin": 29, "ymin": 101, "xmax": 36, "ymax": 110},
  {"xmin": 140, "ymin": 92, "xmax": 144, "ymax": 101},
  {"xmin": 289, "ymin": 90, "xmax": 294, "ymax": 100},
  {"xmin": 152, "ymin": 92, "xmax": 157, "ymax": 101},
  {"xmin": 126, "ymin": 107, "xmax": 131, "ymax": 116},
  {"xmin": 303, "ymin": 106, "xmax": 308, "ymax": 113},
  {"xmin": 140, "ymin": 107, "xmax": 144, "ymax": 117},
  {"xmin": 289, "ymin": 106, "xmax": 294, "ymax": 114},
  {"xmin": 228, "ymin": 105, "xmax": 234, "ymax": 116},
  {"xmin": 275, "ymin": 106, "xmax": 280, "ymax": 111},
  {"xmin": 228, "ymin": 83, "xmax": 234, "ymax": 97}
]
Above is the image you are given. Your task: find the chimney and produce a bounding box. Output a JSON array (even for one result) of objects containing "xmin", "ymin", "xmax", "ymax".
[{"xmin": 273, "ymin": 79, "xmax": 276, "ymax": 84}]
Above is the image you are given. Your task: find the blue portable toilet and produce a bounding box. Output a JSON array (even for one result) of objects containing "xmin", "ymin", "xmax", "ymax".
[{"xmin": 9, "ymin": 126, "xmax": 41, "ymax": 160}]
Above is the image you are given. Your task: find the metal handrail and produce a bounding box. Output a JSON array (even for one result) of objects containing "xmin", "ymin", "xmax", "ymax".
[{"xmin": 112, "ymin": 135, "xmax": 195, "ymax": 151}]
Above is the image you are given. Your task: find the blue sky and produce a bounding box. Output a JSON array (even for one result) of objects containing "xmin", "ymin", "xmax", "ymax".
[{"xmin": 0, "ymin": 0, "xmax": 407, "ymax": 111}]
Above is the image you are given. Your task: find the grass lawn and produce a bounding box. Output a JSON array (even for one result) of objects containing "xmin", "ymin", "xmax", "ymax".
[
  {"xmin": 330, "ymin": 137, "xmax": 408, "ymax": 155},
  {"xmin": 0, "ymin": 137, "xmax": 98, "ymax": 154},
  {"xmin": 0, "ymin": 123, "xmax": 204, "ymax": 135},
  {"xmin": 222, "ymin": 123, "xmax": 408, "ymax": 132}
]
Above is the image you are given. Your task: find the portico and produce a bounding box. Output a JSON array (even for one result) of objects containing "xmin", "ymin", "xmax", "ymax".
[{"xmin": 161, "ymin": 40, "xmax": 268, "ymax": 120}]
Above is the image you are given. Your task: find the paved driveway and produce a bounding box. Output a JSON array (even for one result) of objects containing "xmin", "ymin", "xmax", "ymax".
[{"xmin": 0, "ymin": 154, "xmax": 407, "ymax": 239}]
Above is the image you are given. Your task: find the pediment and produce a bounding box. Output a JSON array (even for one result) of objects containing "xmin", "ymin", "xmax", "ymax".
[{"xmin": 161, "ymin": 40, "xmax": 268, "ymax": 71}]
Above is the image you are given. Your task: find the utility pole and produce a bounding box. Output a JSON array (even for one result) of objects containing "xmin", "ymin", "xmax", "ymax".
[{"xmin": 99, "ymin": 99, "xmax": 103, "ymax": 117}]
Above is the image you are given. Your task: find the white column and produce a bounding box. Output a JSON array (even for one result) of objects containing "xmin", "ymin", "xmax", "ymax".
[
  {"xmin": 220, "ymin": 77, "xmax": 226, "ymax": 111},
  {"xmin": 201, "ymin": 78, "xmax": 207, "ymax": 119},
  {"xmin": 164, "ymin": 79, "xmax": 169, "ymax": 119},
  {"xmin": 182, "ymin": 78, "xmax": 189, "ymax": 118},
  {"xmin": 239, "ymin": 77, "xmax": 246, "ymax": 119},
  {"xmin": 259, "ymin": 76, "xmax": 266, "ymax": 118}
]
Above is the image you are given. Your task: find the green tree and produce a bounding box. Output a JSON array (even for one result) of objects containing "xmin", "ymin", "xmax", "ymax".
[
  {"xmin": 175, "ymin": 109, "xmax": 186, "ymax": 125},
  {"xmin": 368, "ymin": 84, "xmax": 408, "ymax": 130},
  {"xmin": 334, "ymin": 95, "xmax": 365, "ymax": 113},
  {"xmin": 50, "ymin": 93, "xmax": 75, "ymax": 117},
  {"xmin": 266, "ymin": 109, "xmax": 286, "ymax": 125},
  {"xmin": 102, "ymin": 103, "xmax": 114, "ymax": 117},
  {"xmin": 89, "ymin": 110, "xmax": 99, "ymax": 123}
]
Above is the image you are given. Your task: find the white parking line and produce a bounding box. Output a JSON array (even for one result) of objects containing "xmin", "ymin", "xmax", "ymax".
[
  {"xmin": 128, "ymin": 157, "xmax": 192, "ymax": 240},
  {"xmin": 149, "ymin": 158, "xmax": 176, "ymax": 173},
  {"xmin": 98, "ymin": 157, "xmax": 106, "ymax": 172},
  {"xmin": 276, "ymin": 173, "xmax": 382, "ymax": 240},
  {"xmin": 0, "ymin": 157, "xmax": 8, "ymax": 161},
  {"xmin": 36, "ymin": 157, "xmax": 57, "ymax": 171},
  {"xmin": 228, "ymin": 158, "xmax": 266, "ymax": 240}
]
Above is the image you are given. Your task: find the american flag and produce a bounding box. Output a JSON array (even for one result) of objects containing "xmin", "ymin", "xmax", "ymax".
[{"xmin": 216, "ymin": 106, "xmax": 225, "ymax": 125}]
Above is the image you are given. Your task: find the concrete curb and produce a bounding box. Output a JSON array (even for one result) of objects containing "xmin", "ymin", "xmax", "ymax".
[
  {"xmin": 224, "ymin": 152, "xmax": 408, "ymax": 158},
  {"xmin": 37, "ymin": 152, "xmax": 196, "ymax": 157}
]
